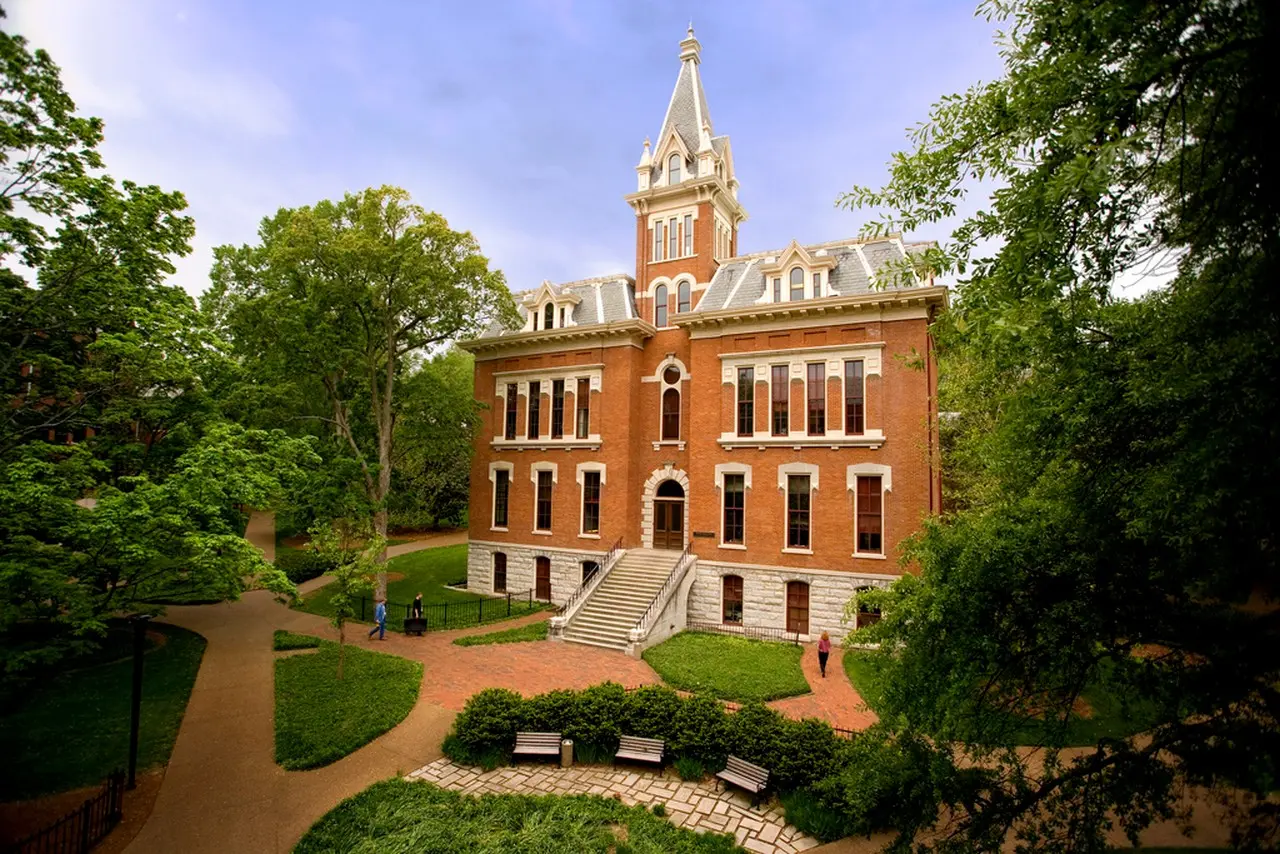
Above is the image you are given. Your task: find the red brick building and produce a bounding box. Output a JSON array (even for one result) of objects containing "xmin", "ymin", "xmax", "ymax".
[{"xmin": 459, "ymin": 28, "xmax": 945, "ymax": 652}]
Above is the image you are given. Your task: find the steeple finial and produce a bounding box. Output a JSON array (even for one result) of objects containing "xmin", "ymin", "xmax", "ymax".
[{"xmin": 679, "ymin": 25, "xmax": 700, "ymax": 64}]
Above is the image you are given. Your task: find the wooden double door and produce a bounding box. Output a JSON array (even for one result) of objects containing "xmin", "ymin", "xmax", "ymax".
[
  {"xmin": 653, "ymin": 479, "xmax": 685, "ymax": 550},
  {"xmin": 786, "ymin": 581, "xmax": 810, "ymax": 635},
  {"xmin": 535, "ymin": 556, "xmax": 551, "ymax": 601}
]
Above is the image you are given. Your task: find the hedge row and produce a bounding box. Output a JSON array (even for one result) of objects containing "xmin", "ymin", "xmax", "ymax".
[
  {"xmin": 444, "ymin": 682, "xmax": 946, "ymax": 843},
  {"xmin": 275, "ymin": 549, "xmax": 340, "ymax": 584}
]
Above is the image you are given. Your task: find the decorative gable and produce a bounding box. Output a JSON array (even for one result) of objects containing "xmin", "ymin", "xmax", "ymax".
[
  {"xmin": 755, "ymin": 240, "xmax": 839, "ymax": 305},
  {"xmin": 521, "ymin": 280, "xmax": 583, "ymax": 332}
]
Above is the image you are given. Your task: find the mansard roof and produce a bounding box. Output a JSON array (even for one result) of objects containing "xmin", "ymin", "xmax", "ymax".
[
  {"xmin": 694, "ymin": 236, "xmax": 937, "ymax": 313},
  {"xmin": 477, "ymin": 274, "xmax": 637, "ymax": 339}
]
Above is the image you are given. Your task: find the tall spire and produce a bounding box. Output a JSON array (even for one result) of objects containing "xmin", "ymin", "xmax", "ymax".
[{"xmin": 656, "ymin": 26, "xmax": 712, "ymax": 161}]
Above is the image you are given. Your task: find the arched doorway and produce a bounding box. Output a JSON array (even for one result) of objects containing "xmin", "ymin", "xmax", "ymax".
[{"xmin": 653, "ymin": 479, "xmax": 685, "ymax": 550}]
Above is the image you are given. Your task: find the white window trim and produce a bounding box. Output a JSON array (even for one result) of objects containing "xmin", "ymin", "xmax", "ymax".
[
  {"xmin": 488, "ymin": 461, "xmax": 514, "ymax": 532},
  {"xmin": 530, "ymin": 462, "xmax": 558, "ymax": 534},
  {"xmin": 848, "ymin": 464, "xmax": 892, "ymax": 558},
  {"xmin": 575, "ymin": 462, "xmax": 606, "ymax": 539},
  {"xmin": 779, "ymin": 463, "xmax": 819, "ymax": 552},
  {"xmin": 658, "ymin": 361, "xmax": 684, "ymax": 442},
  {"xmin": 715, "ymin": 463, "xmax": 752, "ymax": 548}
]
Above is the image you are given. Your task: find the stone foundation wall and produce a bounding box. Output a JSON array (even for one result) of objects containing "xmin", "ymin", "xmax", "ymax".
[
  {"xmin": 467, "ymin": 540, "xmax": 608, "ymax": 605},
  {"xmin": 686, "ymin": 561, "xmax": 898, "ymax": 643}
]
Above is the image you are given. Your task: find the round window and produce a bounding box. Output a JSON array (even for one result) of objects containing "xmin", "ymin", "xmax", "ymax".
[{"xmin": 663, "ymin": 366, "xmax": 681, "ymax": 385}]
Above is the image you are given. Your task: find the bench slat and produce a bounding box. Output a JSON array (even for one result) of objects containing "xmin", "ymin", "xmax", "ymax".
[
  {"xmin": 716, "ymin": 770, "xmax": 766, "ymax": 792},
  {"xmin": 514, "ymin": 732, "xmax": 562, "ymax": 756},
  {"xmin": 717, "ymin": 754, "xmax": 770, "ymax": 795}
]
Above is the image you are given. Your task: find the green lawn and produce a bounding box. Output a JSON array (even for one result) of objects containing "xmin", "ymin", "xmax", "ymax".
[
  {"xmin": 274, "ymin": 630, "xmax": 322, "ymax": 651},
  {"xmin": 843, "ymin": 651, "xmax": 1159, "ymax": 747},
  {"xmin": 452, "ymin": 620, "xmax": 549, "ymax": 647},
  {"xmin": 0, "ymin": 622, "xmax": 207, "ymax": 800},
  {"xmin": 294, "ymin": 545, "xmax": 547, "ymax": 633},
  {"xmin": 274, "ymin": 640, "xmax": 422, "ymax": 770},
  {"xmin": 294, "ymin": 778, "xmax": 740, "ymax": 854},
  {"xmin": 642, "ymin": 631, "xmax": 811, "ymax": 703}
]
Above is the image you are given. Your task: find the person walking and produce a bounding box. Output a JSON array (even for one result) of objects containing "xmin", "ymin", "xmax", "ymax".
[
  {"xmin": 368, "ymin": 598, "xmax": 388, "ymax": 641},
  {"xmin": 411, "ymin": 593, "xmax": 424, "ymax": 619},
  {"xmin": 817, "ymin": 631, "xmax": 831, "ymax": 678}
]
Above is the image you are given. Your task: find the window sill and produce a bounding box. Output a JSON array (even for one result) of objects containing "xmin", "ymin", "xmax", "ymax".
[
  {"xmin": 578, "ymin": 533, "xmax": 601, "ymax": 540},
  {"xmin": 852, "ymin": 552, "xmax": 887, "ymax": 560},
  {"xmin": 531, "ymin": 530, "xmax": 553, "ymax": 537},
  {"xmin": 492, "ymin": 438, "xmax": 602, "ymax": 451},
  {"xmin": 718, "ymin": 432, "xmax": 885, "ymax": 450},
  {"xmin": 718, "ymin": 543, "xmax": 747, "ymax": 551},
  {"xmin": 652, "ymin": 440, "xmax": 687, "ymax": 451},
  {"xmin": 490, "ymin": 527, "xmax": 509, "ymax": 533},
  {"xmin": 782, "ymin": 547, "xmax": 814, "ymax": 555}
]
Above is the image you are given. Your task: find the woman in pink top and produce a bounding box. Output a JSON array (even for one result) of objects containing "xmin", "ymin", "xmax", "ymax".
[{"xmin": 817, "ymin": 631, "xmax": 832, "ymax": 678}]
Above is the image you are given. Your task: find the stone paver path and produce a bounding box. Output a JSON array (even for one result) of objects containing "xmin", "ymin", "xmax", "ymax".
[
  {"xmin": 769, "ymin": 645, "xmax": 878, "ymax": 731},
  {"xmin": 408, "ymin": 758, "xmax": 819, "ymax": 853}
]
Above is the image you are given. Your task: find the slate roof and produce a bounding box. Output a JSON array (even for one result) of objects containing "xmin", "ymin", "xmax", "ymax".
[
  {"xmin": 694, "ymin": 238, "xmax": 934, "ymax": 313},
  {"xmin": 479, "ymin": 274, "xmax": 636, "ymax": 339}
]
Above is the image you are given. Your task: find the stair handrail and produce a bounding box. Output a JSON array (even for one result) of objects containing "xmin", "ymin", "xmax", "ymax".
[
  {"xmin": 629, "ymin": 543, "xmax": 695, "ymax": 638},
  {"xmin": 554, "ymin": 536, "xmax": 623, "ymax": 620}
]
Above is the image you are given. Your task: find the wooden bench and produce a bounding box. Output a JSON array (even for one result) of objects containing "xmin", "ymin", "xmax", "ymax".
[
  {"xmin": 512, "ymin": 732, "xmax": 562, "ymax": 763},
  {"xmin": 716, "ymin": 755, "xmax": 770, "ymax": 804},
  {"xmin": 614, "ymin": 735, "xmax": 665, "ymax": 766}
]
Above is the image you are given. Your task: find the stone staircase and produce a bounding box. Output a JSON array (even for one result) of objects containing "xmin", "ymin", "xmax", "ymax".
[{"xmin": 561, "ymin": 549, "xmax": 683, "ymax": 651}]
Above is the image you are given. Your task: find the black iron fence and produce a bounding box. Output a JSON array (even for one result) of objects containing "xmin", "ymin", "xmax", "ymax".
[
  {"xmin": 685, "ymin": 621, "xmax": 803, "ymax": 645},
  {"xmin": 356, "ymin": 589, "xmax": 543, "ymax": 633},
  {"xmin": 7, "ymin": 770, "xmax": 124, "ymax": 854}
]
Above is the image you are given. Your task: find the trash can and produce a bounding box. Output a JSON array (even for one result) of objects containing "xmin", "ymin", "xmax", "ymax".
[{"xmin": 560, "ymin": 738, "xmax": 573, "ymax": 768}]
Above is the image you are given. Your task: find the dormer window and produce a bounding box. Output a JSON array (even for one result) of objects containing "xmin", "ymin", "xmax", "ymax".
[
  {"xmin": 789, "ymin": 267, "xmax": 805, "ymax": 301},
  {"xmin": 668, "ymin": 154, "xmax": 682, "ymax": 184},
  {"xmin": 543, "ymin": 303, "xmax": 555, "ymax": 329},
  {"xmin": 813, "ymin": 272, "xmax": 822, "ymax": 298}
]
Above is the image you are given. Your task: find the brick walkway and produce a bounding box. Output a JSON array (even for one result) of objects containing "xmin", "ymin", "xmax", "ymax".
[
  {"xmin": 408, "ymin": 758, "xmax": 819, "ymax": 853},
  {"xmin": 769, "ymin": 645, "xmax": 878, "ymax": 731}
]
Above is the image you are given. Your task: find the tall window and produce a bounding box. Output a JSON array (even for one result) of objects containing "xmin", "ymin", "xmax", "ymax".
[
  {"xmin": 662, "ymin": 388, "xmax": 680, "ymax": 440},
  {"xmin": 844, "ymin": 360, "xmax": 865, "ymax": 435},
  {"xmin": 722, "ymin": 575, "xmax": 743, "ymax": 624},
  {"xmin": 789, "ymin": 267, "xmax": 804, "ymax": 301},
  {"xmin": 527, "ymin": 381, "xmax": 541, "ymax": 439},
  {"xmin": 493, "ymin": 552, "xmax": 507, "ymax": 593},
  {"xmin": 582, "ymin": 471, "xmax": 601, "ymax": 534},
  {"xmin": 856, "ymin": 475, "xmax": 883, "ymax": 554},
  {"xmin": 683, "ymin": 214, "xmax": 693, "ymax": 255},
  {"xmin": 771, "ymin": 366, "xmax": 789, "ymax": 436},
  {"xmin": 493, "ymin": 470, "xmax": 509, "ymax": 528},
  {"xmin": 551, "ymin": 379, "xmax": 565, "ymax": 439},
  {"xmin": 654, "ymin": 284, "xmax": 668, "ymax": 327},
  {"xmin": 668, "ymin": 153, "xmax": 681, "ymax": 184},
  {"xmin": 787, "ymin": 475, "xmax": 811, "ymax": 549},
  {"xmin": 560, "ymin": 307, "xmax": 567, "ymax": 327},
  {"xmin": 813, "ymin": 272, "xmax": 822, "ymax": 298},
  {"xmin": 504, "ymin": 384, "xmax": 517, "ymax": 440},
  {"xmin": 576, "ymin": 378, "xmax": 590, "ymax": 438},
  {"xmin": 543, "ymin": 303, "xmax": 555, "ymax": 329},
  {"xmin": 806, "ymin": 364, "xmax": 826, "ymax": 435},
  {"xmin": 535, "ymin": 470, "xmax": 553, "ymax": 531},
  {"xmin": 723, "ymin": 474, "xmax": 745, "ymax": 545},
  {"xmin": 677, "ymin": 280, "xmax": 691, "ymax": 313},
  {"xmin": 736, "ymin": 367, "xmax": 754, "ymax": 436},
  {"xmin": 653, "ymin": 221, "xmax": 663, "ymax": 261},
  {"xmin": 772, "ymin": 277, "xmax": 782, "ymax": 302},
  {"xmin": 668, "ymin": 217, "xmax": 677, "ymax": 258}
]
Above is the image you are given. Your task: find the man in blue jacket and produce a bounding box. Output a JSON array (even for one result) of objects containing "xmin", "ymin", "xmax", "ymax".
[{"xmin": 367, "ymin": 598, "xmax": 388, "ymax": 640}]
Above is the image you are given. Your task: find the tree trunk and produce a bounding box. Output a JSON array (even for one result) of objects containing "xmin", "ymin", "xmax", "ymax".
[{"xmin": 337, "ymin": 620, "xmax": 345, "ymax": 681}]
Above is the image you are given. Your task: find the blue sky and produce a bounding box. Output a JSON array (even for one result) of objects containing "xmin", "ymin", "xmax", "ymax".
[{"xmin": 11, "ymin": 1, "xmax": 1005, "ymax": 298}]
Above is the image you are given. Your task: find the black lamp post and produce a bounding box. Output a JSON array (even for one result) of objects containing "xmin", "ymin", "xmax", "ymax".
[{"xmin": 127, "ymin": 614, "xmax": 152, "ymax": 790}]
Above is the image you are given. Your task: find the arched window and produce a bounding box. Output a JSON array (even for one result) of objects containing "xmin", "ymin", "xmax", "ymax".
[
  {"xmin": 789, "ymin": 267, "xmax": 805, "ymax": 301},
  {"xmin": 493, "ymin": 552, "xmax": 507, "ymax": 593},
  {"xmin": 677, "ymin": 280, "xmax": 691, "ymax": 313},
  {"xmin": 722, "ymin": 575, "xmax": 743, "ymax": 624},
  {"xmin": 668, "ymin": 154, "xmax": 681, "ymax": 184},
  {"xmin": 543, "ymin": 303, "xmax": 555, "ymax": 329},
  {"xmin": 662, "ymin": 388, "xmax": 680, "ymax": 440},
  {"xmin": 654, "ymin": 284, "xmax": 668, "ymax": 327}
]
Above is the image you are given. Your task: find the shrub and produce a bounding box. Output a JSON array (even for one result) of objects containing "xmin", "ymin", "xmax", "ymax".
[
  {"xmin": 453, "ymin": 687, "xmax": 527, "ymax": 751},
  {"xmin": 781, "ymin": 788, "xmax": 854, "ymax": 843},
  {"xmin": 652, "ymin": 802, "xmax": 667, "ymax": 817},
  {"xmin": 526, "ymin": 689, "xmax": 580, "ymax": 735},
  {"xmin": 442, "ymin": 732, "xmax": 509, "ymax": 771},
  {"xmin": 276, "ymin": 549, "xmax": 338, "ymax": 584},
  {"xmin": 570, "ymin": 683, "xmax": 626, "ymax": 751},
  {"xmin": 726, "ymin": 702, "xmax": 786, "ymax": 770},
  {"xmin": 669, "ymin": 694, "xmax": 729, "ymax": 765},
  {"xmin": 773, "ymin": 717, "xmax": 847, "ymax": 792},
  {"xmin": 674, "ymin": 756, "xmax": 706, "ymax": 781},
  {"xmin": 621, "ymin": 684, "xmax": 683, "ymax": 738}
]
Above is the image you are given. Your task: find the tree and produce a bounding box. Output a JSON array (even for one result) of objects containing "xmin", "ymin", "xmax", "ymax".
[
  {"xmin": 840, "ymin": 0, "xmax": 1278, "ymax": 851},
  {"xmin": 1, "ymin": 13, "xmax": 322, "ymax": 679},
  {"xmin": 309, "ymin": 520, "xmax": 379, "ymax": 680},
  {"xmin": 206, "ymin": 186, "xmax": 515, "ymax": 596}
]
